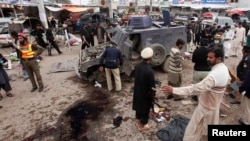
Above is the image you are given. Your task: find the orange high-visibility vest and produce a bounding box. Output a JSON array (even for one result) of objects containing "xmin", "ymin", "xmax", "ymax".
[{"xmin": 18, "ymin": 44, "xmax": 35, "ymax": 59}]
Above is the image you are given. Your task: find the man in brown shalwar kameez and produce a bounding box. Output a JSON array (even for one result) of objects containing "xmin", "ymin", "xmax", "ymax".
[{"xmin": 161, "ymin": 47, "xmax": 231, "ymax": 141}]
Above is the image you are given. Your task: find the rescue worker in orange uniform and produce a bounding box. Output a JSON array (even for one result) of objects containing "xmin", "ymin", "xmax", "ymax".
[{"xmin": 18, "ymin": 33, "xmax": 45, "ymax": 92}]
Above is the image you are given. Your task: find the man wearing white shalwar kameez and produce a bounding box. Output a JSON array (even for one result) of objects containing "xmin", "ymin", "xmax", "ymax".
[
  {"xmin": 232, "ymin": 23, "xmax": 246, "ymax": 57},
  {"xmin": 161, "ymin": 47, "xmax": 231, "ymax": 141},
  {"xmin": 222, "ymin": 26, "xmax": 234, "ymax": 58}
]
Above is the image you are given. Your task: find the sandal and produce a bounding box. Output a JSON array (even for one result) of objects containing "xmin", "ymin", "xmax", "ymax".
[
  {"xmin": 6, "ymin": 92, "xmax": 14, "ymax": 97},
  {"xmin": 137, "ymin": 124, "xmax": 150, "ymax": 131},
  {"xmin": 0, "ymin": 106, "xmax": 2, "ymax": 108}
]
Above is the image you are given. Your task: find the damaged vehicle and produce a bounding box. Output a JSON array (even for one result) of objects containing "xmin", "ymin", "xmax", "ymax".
[{"xmin": 77, "ymin": 11, "xmax": 187, "ymax": 82}]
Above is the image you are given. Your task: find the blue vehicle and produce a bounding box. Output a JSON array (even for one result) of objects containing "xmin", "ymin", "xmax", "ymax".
[{"xmin": 77, "ymin": 11, "xmax": 187, "ymax": 81}]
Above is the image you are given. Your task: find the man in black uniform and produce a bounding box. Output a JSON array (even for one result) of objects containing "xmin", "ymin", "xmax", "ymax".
[
  {"xmin": 80, "ymin": 24, "xmax": 90, "ymax": 50},
  {"xmin": 46, "ymin": 25, "xmax": 62, "ymax": 56},
  {"xmin": 34, "ymin": 24, "xmax": 47, "ymax": 48},
  {"xmin": 237, "ymin": 45, "xmax": 250, "ymax": 83},
  {"xmin": 231, "ymin": 45, "xmax": 250, "ymax": 104},
  {"xmin": 86, "ymin": 23, "xmax": 95, "ymax": 46}
]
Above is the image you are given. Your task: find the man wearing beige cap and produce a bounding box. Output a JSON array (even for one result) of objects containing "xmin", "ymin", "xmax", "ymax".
[{"xmin": 133, "ymin": 47, "xmax": 156, "ymax": 131}]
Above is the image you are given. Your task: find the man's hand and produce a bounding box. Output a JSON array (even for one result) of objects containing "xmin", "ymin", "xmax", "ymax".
[
  {"xmin": 99, "ymin": 66, "xmax": 104, "ymax": 72},
  {"xmin": 161, "ymin": 85, "xmax": 173, "ymax": 94}
]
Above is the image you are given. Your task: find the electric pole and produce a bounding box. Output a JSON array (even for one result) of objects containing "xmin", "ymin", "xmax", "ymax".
[
  {"xmin": 36, "ymin": 0, "xmax": 48, "ymax": 28},
  {"xmin": 106, "ymin": 0, "xmax": 113, "ymax": 18}
]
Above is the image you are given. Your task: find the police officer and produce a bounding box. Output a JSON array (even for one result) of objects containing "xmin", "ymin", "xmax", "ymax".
[
  {"xmin": 231, "ymin": 45, "xmax": 250, "ymax": 104},
  {"xmin": 237, "ymin": 45, "xmax": 250, "ymax": 83},
  {"xmin": 18, "ymin": 33, "xmax": 45, "ymax": 92},
  {"xmin": 99, "ymin": 40, "xmax": 123, "ymax": 92}
]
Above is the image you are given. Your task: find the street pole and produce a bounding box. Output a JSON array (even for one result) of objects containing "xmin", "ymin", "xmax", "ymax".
[
  {"xmin": 36, "ymin": 0, "xmax": 48, "ymax": 29},
  {"xmin": 135, "ymin": 0, "xmax": 138, "ymax": 12},
  {"xmin": 107, "ymin": 0, "xmax": 113, "ymax": 18},
  {"xmin": 150, "ymin": 0, "xmax": 152, "ymax": 13}
]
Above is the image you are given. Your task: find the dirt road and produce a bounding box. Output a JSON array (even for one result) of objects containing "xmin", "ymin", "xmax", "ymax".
[{"xmin": 0, "ymin": 45, "xmax": 243, "ymax": 141}]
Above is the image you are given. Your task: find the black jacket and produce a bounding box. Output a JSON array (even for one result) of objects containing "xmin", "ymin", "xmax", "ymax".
[
  {"xmin": 100, "ymin": 46, "xmax": 123, "ymax": 69},
  {"xmin": 192, "ymin": 46, "xmax": 211, "ymax": 71},
  {"xmin": 237, "ymin": 55, "xmax": 250, "ymax": 81},
  {"xmin": 46, "ymin": 28, "xmax": 54, "ymax": 41}
]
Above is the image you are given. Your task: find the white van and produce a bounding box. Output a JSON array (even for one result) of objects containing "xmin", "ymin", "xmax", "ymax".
[
  {"xmin": 0, "ymin": 18, "xmax": 12, "ymax": 27},
  {"xmin": 214, "ymin": 16, "xmax": 234, "ymax": 28}
]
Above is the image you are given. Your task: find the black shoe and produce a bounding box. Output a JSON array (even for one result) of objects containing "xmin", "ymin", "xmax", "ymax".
[
  {"xmin": 38, "ymin": 87, "xmax": 44, "ymax": 92},
  {"xmin": 166, "ymin": 95, "xmax": 174, "ymax": 99},
  {"xmin": 59, "ymin": 52, "xmax": 63, "ymax": 54},
  {"xmin": 230, "ymin": 101, "xmax": 241, "ymax": 104},
  {"xmin": 191, "ymin": 95, "xmax": 198, "ymax": 101},
  {"xmin": 31, "ymin": 87, "xmax": 37, "ymax": 92}
]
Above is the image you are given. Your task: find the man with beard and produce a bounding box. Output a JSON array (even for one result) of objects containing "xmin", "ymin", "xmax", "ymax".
[
  {"xmin": 161, "ymin": 47, "xmax": 230, "ymax": 141},
  {"xmin": 18, "ymin": 33, "xmax": 45, "ymax": 92},
  {"xmin": 133, "ymin": 47, "xmax": 156, "ymax": 131}
]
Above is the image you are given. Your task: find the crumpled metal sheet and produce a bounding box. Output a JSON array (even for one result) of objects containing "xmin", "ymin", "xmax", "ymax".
[{"xmin": 49, "ymin": 60, "xmax": 76, "ymax": 73}]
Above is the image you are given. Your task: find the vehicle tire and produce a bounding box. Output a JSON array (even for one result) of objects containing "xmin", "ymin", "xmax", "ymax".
[
  {"xmin": 150, "ymin": 44, "xmax": 166, "ymax": 66},
  {"xmin": 161, "ymin": 56, "xmax": 170, "ymax": 73}
]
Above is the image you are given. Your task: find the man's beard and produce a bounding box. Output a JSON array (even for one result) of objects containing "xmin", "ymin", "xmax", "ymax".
[
  {"xmin": 19, "ymin": 40, "xmax": 25, "ymax": 45},
  {"xmin": 208, "ymin": 61, "xmax": 215, "ymax": 66}
]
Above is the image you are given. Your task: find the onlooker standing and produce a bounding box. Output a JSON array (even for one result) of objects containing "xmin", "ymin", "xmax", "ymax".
[
  {"xmin": 66, "ymin": 17, "xmax": 74, "ymax": 34},
  {"xmin": 238, "ymin": 55, "xmax": 250, "ymax": 125},
  {"xmin": 132, "ymin": 47, "xmax": 156, "ymax": 131},
  {"xmin": 99, "ymin": 41, "xmax": 123, "ymax": 91},
  {"xmin": 10, "ymin": 31, "xmax": 29, "ymax": 81},
  {"xmin": 222, "ymin": 26, "xmax": 234, "ymax": 58},
  {"xmin": 237, "ymin": 45, "xmax": 250, "ymax": 84},
  {"xmin": 95, "ymin": 23, "xmax": 105, "ymax": 44},
  {"xmin": 18, "ymin": 33, "xmax": 45, "ymax": 92},
  {"xmin": 34, "ymin": 24, "xmax": 47, "ymax": 48},
  {"xmin": 0, "ymin": 53, "xmax": 14, "ymax": 99},
  {"xmin": 246, "ymin": 30, "xmax": 250, "ymax": 46},
  {"xmin": 80, "ymin": 24, "xmax": 90, "ymax": 50},
  {"xmin": 242, "ymin": 20, "xmax": 249, "ymax": 37},
  {"xmin": 186, "ymin": 26, "xmax": 192, "ymax": 52},
  {"xmin": 86, "ymin": 23, "xmax": 95, "ymax": 46},
  {"xmin": 232, "ymin": 22, "xmax": 246, "ymax": 57},
  {"xmin": 194, "ymin": 21, "xmax": 202, "ymax": 46},
  {"xmin": 201, "ymin": 25, "xmax": 213, "ymax": 43},
  {"xmin": 106, "ymin": 24, "xmax": 113, "ymax": 42},
  {"xmin": 231, "ymin": 45, "xmax": 250, "ymax": 104},
  {"xmin": 167, "ymin": 39, "xmax": 186, "ymax": 101},
  {"xmin": 191, "ymin": 38, "xmax": 211, "ymax": 101},
  {"xmin": 46, "ymin": 25, "xmax": 62, "ymax": 55},
  {"xmin": 161, "ymin": 47, "xmax": 230, "ymax": 141}
]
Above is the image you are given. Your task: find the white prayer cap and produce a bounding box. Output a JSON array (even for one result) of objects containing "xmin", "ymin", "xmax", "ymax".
[{"xmin": 141, "ymin": 47, "xmax": 153, "ymax": 59}]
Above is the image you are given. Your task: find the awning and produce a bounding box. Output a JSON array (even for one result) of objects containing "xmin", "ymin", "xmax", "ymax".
[
  {"xmin": 0, "ymin": 4, "xmax": 14, "ymax": 8},
  {"xmin": 62, "ymin": 7, "xmax": 89, "ymax": 13},
  {"xmin": 226, "ymin": 9, "xmax": 243, "ymax": 16},
  {"xmin": 45, "ymin": 6, "xmax": 63, "ymax": 12}
]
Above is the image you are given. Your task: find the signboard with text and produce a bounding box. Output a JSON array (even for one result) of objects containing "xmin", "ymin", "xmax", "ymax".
[{"xmin": 201, "ymin": 0, "xmax": 227, "ymax": 4}]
